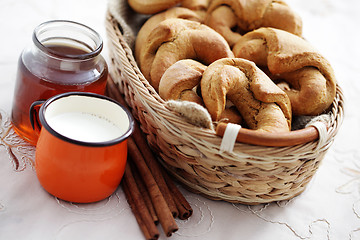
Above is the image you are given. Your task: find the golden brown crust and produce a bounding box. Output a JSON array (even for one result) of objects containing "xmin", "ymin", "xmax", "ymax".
[
  {"xmin": 159, "ymin": 59, "xmax": 206, "ymax": 105},
  {"xmin": 205, "ymin": 0, "xmax": 302, "ymax": 47},
  {"xmin": 219, "ymin": 106, "xmax": 243, "ymax": 125},
  {"xmin": 233, "ymin": 27, "xmax": 337, "ymax": 116},
  {"xmin": 182, "ymin": 0, "xmax": 210, "ymax": 11},
  {"xmin": 127, "ymin": 0, "xmax": 182, "ymax": 14},
  {"xmin": 201, "ymin": 58, "xmax": 291, "ymax": 133},
  {"xmin": 205, "ymin": 6, "xmax": 241, "ymax": 47},
  {"xmin": 135, "ymin": 7, "xmax": 204, "ymax": 61},
  {"xmin": 159, "ymin": 59, "xmax": 243, "ymax": 124},
  {"xmin": 139, "ymin": 18, "xmax": 234, "ymax": 91},
  {"xmin": 181, "ymin": 0, "xmax": 210, "ymax": 20}
]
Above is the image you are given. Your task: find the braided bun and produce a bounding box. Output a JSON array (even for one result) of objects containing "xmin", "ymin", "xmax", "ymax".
[
  {"xmin": 205, "ymin": 0, "xmax": 302, "ymax": 47},
  {"xmin": 201, "ymin": 58, "xmax": 292, "ymax": 133},
  {"xmin": 139, "ymin": 18, "xmax": 234, "ymax": 91},
  {"xmin": 233, "ymin": 27, "xmax": 336, "ymax": 116}
]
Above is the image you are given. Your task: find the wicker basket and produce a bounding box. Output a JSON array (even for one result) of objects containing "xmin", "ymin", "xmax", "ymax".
[{"xmin": 105, "ymin": 2, "xmax": 344, "ymax": 204}]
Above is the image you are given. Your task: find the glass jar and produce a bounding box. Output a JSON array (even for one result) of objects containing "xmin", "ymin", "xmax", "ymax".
[{"xmin": 11, "ymin": 20, "xmax": 108, "ymax": 145}]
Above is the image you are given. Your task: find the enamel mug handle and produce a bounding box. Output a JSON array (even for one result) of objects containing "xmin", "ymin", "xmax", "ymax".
[{"xmin": 30, "ymin": 100, "xmax": 46, "ymax": 132}]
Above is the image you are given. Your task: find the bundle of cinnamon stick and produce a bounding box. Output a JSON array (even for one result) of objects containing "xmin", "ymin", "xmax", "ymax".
[{"xmin": 107, "ymin": 78, "xmax": 193, "ymax": 240}]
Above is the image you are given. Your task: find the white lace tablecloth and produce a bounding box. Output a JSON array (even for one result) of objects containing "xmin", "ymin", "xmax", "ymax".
[{"xmin": 1, "ymin": 0, "xmax": 359, "ymax": 239}]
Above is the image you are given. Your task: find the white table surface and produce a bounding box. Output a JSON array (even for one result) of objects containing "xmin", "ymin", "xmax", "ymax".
[{"xmin": 1, "ymin": 0, "xmax": 359, "ymax": 239}]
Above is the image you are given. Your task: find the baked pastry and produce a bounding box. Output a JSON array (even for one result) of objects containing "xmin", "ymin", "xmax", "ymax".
[
  {"xmin": 159, "ymin": 59, "xmax": 206, "ymax": 105},
  {"xmin": 135, "ymin": 7, "xmax": 203, "ymax": 62},
  {"xmin": 218, "ymin": 106, "xmax": 243, "ymax": 125},
  {"xmin": 127, "ymin": 0, "xmax": 182, "ymax": 14},
  {"xmin": 159, "ymin": 59, "xmax": 243, "ymax": 124},
  {"xmin": 233, "ymin": 27, "xmax": 336, "ymax": 116},
  {"xmin": 139, "ymin": 18, "xmax": 234, "ymax": 91},
  {"xmin": 205, "ymin": 0, "xmax": 302, "ymax": 47},
  {"xmin": 181, "ymin": 0, "xmax": 210, "ymax": 19},
  {"xmin": 181, "ymin": 0, "xmax": 210, "ymax": 11},
  {"xmin": 201, "ymin": 58, "xmax": 292, "ymax": 133}
]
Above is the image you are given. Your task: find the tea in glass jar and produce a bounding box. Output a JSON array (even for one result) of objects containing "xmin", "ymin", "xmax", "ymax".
[{"xmin": 11, "ymin": 20, "xmax": 108, "ymax": 145}]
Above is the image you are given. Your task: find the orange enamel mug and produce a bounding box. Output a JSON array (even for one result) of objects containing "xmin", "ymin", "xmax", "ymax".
[{"xmin": 30, "ymin": 92, "xmax": 134, "ymax": 203}]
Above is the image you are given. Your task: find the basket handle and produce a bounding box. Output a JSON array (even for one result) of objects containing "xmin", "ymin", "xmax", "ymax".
[{"xmin": 216, "ymin": 123, "xmax": 323, "ymax": 147}]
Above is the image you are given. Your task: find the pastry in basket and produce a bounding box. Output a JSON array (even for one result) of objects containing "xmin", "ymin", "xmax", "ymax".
[
  {"xmin": 181, "ymin": 0, "xmax": 210, "ymax": 19},
  {"xmin": 159, "ymin": 59, "xmax": 206, "ymax": 105},
  {"xmin": 135, "ymin": 7, "xmax": 203, "ymax": 62},
  {"xmin": 159, "ymin": 59, "xmax": 243, "ymax": 124},
  {"xmin": 205, "ymin": 0, "xmax": 302, "ymax": 47},
  {"xmin": 138, "ymin": 18, "xmax": 234, "ymax": 92},
  {"xmin": 182, "ymin": 0, "xmax": 210, "ymax": 11},
  {"xmin": 201, "ymin": 58, "xmax": 292, "ymax": 133},
  {"xmin": 127, "ymin": 0, "xmax": 182, "ymax": 14},
  {"xmin": 233, "ymin": 27, "xmax": 337, "ymax": 116}
]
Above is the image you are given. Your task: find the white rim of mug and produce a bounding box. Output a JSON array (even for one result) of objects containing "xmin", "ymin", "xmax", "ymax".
[{"xmin": 38, "ymin": 92, "xmax": 134, "ymax": 147}]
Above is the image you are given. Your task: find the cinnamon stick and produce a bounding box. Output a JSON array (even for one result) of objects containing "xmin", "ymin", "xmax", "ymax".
[
  {"xmin": 122, "ymin": 181, "xmax": 155, "ymax": 240},
  {"xmin": 107, "ymin": 78, "xmax": 179, "ymax": 218},
  {"xmin": 131, "ymin": 160, "xmax": 159, "ymax": 225},
  {"xmin": 132, "ymin": 127, "xmax": 179, "ymax": 218},
  {"xmin": 163, "ymin": 170, "xmax": 193, "ymax": 220},
  {"xmin": 123, "ymin": 163, "xmax": 160, "ymax": 240},
  {"xmin": 128, "ymin": 138, "xmax": 179, "ymax": 237}
]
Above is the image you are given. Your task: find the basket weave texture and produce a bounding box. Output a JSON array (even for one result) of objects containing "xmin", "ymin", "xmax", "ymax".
[{"xmin": 105, "ymin": 1, "xmax": 345, "ymax": 204}]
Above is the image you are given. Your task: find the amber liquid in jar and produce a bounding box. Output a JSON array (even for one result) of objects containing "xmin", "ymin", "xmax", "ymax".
[{"xmin": 11, "ymin": 44, "xmax": 108, "ymax": 145}]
